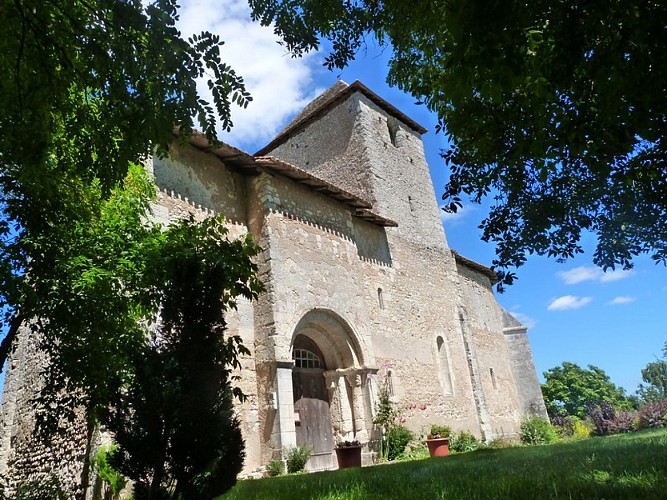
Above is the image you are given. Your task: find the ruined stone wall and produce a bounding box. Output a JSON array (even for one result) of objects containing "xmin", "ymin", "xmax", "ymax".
[{"xmin": 0, "ymin": 328, "xmax": 92, "ymax": 498}]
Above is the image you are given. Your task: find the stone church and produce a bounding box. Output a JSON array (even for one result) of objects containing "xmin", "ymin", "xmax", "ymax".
[{"xmin": 0, "ymin": 81, "xmax": 546, "ymax": 492}]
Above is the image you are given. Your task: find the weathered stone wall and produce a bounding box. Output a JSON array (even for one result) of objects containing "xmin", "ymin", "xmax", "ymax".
[
  {"xmin": 0, "ymin": 328, "xmax": 92, "ymax": 498},
  {"xmin": 267, "ymin": 94, "xmax": 374, "ymax": 204},
  {"xmin": 152, "ymin": 144, "xmax": 247, "ymax": 225},
  {"xmin": 502, "ymin": 312, "xmax": 549, "ymax": 419},
  {"xmin": 455, "ymin": 262, "xmax": 523, "ymax": 438},
  {"xmin": 267, "ymin": 92, "xmax": 450, "ymax": 250},
  {"xmin": 264, "ymin": 93, "xmax": 489, "ymax": 439}
]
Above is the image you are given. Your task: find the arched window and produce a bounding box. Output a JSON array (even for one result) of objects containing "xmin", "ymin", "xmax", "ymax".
[
  {"xmin": 377, "ymin": 288, "xmax": 385, "ymax": 309},
  {"xmin": 292, "ymin": 348, "xmax": 322, "ymax": 369},
  {"xmin": 292, "ymin": 336, "xmax": 326, "ymax": 369},
  {"xmin": 436, "ymin": 336, "xmax": 454, "ymax": 396}
]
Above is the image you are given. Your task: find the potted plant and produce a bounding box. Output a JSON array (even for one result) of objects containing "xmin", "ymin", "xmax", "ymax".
[
  {"xmin": 425, "ymin": 424, "xmax": 451, "ymax": 457},
  {"xmin": 335, "ymin": 440, "xmax": 362, "ymax": 469}
]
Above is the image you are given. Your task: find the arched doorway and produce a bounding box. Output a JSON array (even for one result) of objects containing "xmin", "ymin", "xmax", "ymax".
[
  {"xmin": 289, "ymin": 309, "xmax": 373, "ymax": 470},
  {"xmin": 292, "ymin": 336, "xmax": 333, "ymax": 470}
]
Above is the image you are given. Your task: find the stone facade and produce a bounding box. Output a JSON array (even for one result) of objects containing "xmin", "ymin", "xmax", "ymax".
[{"xmin": 0, "ymin": 81, "xmax": 547, "ymax": 494}]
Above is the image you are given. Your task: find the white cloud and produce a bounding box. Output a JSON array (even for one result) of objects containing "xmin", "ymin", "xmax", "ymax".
[
  {"xmin": 510, "ymin": 311, "xmax": 537, "ymax": 329},
  {"xmin": 547, "ymin": 295, "xmax": 592, "ymax": 311},
  {"xmin": 558, "ymin": 266, "xmax": 635, "ymax": 285},
  {"xmin": 440, "ymin": 204, "xmax": 474, "ymax": 226},
  {"xmin": 558, "ymin": 266, "xmax": 600, "ymax": 284},
  {"xmin": 599, "ymin": 269, "xmax": 636, "ymax": 283},
  {"xmin": 176, "ymin": 0, "xmax": 324, "ymax": 151},
  {"xmin": 608, "ymin": 296, "xmax": 636, "ymax": 305}
]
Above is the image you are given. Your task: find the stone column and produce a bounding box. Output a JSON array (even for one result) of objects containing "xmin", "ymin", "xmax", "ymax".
[
  {"xmin": 324, "ymin": 370, "xmax": 341, "ymax": 439},
  {"xmin": 346, "ymin": 367, "xmax": 377, "ymax": 443},
  {"xmin": 275, "ymin": 361, "xmax": 296, "ymax": 451},
  {"xmin": 325, "ymin": 370, "xmax": 354, "ymax": 441},
  {"xmin": 346, "ymin": 369, "xmax": 369, "ymax": 443}
]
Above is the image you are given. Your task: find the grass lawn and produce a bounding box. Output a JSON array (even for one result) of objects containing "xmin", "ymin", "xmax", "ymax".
[{"xmin": 222, "ymin": 429, "xmax": 667, "ymax": 499}]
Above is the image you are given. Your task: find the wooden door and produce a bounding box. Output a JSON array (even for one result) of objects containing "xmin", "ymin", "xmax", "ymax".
[{"xmin": 292, "ymin": 369, "xmax": 333, "ymax": 468}]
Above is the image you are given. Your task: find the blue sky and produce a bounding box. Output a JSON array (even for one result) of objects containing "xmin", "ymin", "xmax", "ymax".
[
  {"xmin": 185, "ymin": 1, "xmax": 666, "ymax": 393},
  {"xmin": 1, "ymin": 2, "xmax": 665, "ymax": 397},
  {"xmin": 293, "ymin": 63, "xmax": 666, "ymax": 393}
]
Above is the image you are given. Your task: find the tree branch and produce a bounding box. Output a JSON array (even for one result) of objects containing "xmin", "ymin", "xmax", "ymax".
[
  {"xmin": 0, "ymin": 312, "xmax": 25, "ymax": 371},
  {"xmin": 13, "ymin": 0, "xmax": 26, "ymax": 115}
]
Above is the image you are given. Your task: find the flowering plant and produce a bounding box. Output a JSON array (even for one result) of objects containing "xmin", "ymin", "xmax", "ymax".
[{"xmin": 373, "ymin": 364, "xmax": 415, "ymax": 460}]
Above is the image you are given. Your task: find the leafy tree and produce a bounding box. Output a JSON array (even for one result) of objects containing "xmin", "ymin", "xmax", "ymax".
[
  {"xmin": 104, "ymin": 216, "xmax": 262, "ymax": 498},
  {"xmin": 27, "ymin": 165, "xmax": 165, "ymax": 432},
  {"xmin": 249, "ymin": 0, "xmax": 667, "ymax": 288},
  {"xmin": 1, "ymin": 2, "xmax": 261, "ymax": 493},
  {"xmin": 0, "ymin": 0, "xmax": 251, "ymax": 370},
  {"xmin": 541, "ymin": 362, "xmax": 632, "ymax": 419},
  {"xmin": 637, "ymin": 342, "xmax": 667, "ymax": 403},
  {"xmin": 637, "ymin": 361, "xmax": 667, "ymax": 403}
]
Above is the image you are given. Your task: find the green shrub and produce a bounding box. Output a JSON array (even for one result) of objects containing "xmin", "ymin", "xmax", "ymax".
[
  {"xmin": 588, "ymin": 402, "xmax": 639, "ymax": 435},
  {"xmin": 571, "ymin": 418, "xmax": 593, "ymax": 439},
  {"xmin": 637, "ymin": 398, "xmax": 667, "ymax": 429},
  {"xmin": 395, "ymin": 443, "xmax": 430, "ymax": 462},
  {"xmin": 520, "ymin": 416, "xmax": 559, "ymax": 445},
  {"xmin": 449, "ymin": 430, "xmax": 480, "ymax": 453},
  {"xmin": 554, "ymin": 416, "xmax": 593, "ymax": 440},
  {"xmin": 286, "ymin": 444, "xmax": 312, "ymax": 473},
  {"xmin": 387, "ymin": 425, "xmax": 414, "ymax": 461},
  {"xmin": 95, "ymin": 444, "xmax": 127, "ymax": 499},
  {"xmin": 608, "ymin": 410, "xmax": 639, "ymax": 433},
  {"xmin": 485, "ymin": 437, "xmax": 517, "ymax": 449},
  {"xmin": 267, "ymin": 459, "xmax": 285, "ymax": 477},
  {"xmin": 428, "ymin": 424, "xmax": 452, "ymax": 438}
]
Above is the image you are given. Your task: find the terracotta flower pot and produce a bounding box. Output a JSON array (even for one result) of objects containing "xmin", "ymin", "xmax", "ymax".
[
  {"xmin": 335, "ymin": 445, "xmax": 362, "ymax": 468},
  {"xmin": 425, "ymin": 437, "xmax": 450, "ymax": 457}
]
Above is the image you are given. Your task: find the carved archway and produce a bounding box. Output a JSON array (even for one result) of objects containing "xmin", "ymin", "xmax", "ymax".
[
  {"xmin": 290, "ymin": 309, "xmax": 372, "ymax": 470},
  {"xmin": 291, "ymin": 308, "xmax": 365, "ymax": 369}
]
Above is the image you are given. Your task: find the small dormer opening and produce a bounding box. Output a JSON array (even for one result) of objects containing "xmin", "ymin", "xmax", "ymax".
[{"xmin": 387, "ymin": 116, "xmax": 399, "ymax": 147}]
